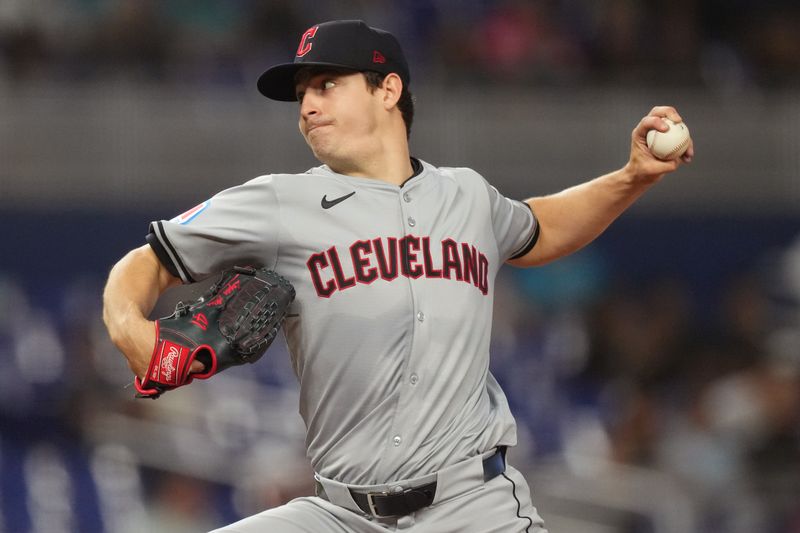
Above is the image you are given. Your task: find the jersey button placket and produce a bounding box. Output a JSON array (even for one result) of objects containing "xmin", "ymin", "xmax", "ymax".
[
  {"xmin": 402, "ymin": 186, "xmax": 415, "ymax": 227},
  {"xmin": 388, "ymin": 183, "xmax": 419, "ymax": 463}
]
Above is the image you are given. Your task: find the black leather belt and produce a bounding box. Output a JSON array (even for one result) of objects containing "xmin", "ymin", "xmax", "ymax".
[{"xmin": 348, "ymin": 447, "xmax": 506, "ymax": 518}]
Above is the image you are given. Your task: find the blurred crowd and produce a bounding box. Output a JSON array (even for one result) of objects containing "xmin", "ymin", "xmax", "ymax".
[
  {"xmin": 0, "ymin": 0, "xmax": 799, "ymax": 90},
  {"xmin": 0, "ymin": 226, "xmax": 799, "ymax": 532},
  {"xmin": 2, "ymin": 1, "xmax": 800, "ymax": 532}
]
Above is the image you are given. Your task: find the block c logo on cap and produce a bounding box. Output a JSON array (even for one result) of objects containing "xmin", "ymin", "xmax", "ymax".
[{"xmin": 296, "ymin": 26, "xmax": 319, "ymax": 57}]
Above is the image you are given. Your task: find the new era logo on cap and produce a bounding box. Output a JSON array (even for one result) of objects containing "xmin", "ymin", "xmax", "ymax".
[{"xmin": 257, "ymin": 20, "xmax": 410, "ymax": 102}]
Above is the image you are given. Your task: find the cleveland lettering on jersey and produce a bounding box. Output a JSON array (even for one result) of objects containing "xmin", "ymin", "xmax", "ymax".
[{"xmin": 306, "ymin": 235, "xmax": 489, "ymax": 297}]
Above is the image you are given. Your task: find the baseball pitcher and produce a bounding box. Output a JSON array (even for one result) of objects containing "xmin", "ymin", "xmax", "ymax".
[{"xmin": 102, "ymin": 19, "xmax": 693, "ymax": 532}]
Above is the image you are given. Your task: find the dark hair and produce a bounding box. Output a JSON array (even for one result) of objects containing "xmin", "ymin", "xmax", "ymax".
[{"xmin": 364, "ymin": 71, "xmax": 415, "ymax": 139}]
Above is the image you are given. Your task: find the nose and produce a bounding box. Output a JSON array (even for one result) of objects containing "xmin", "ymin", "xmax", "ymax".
[{"xmin": 300, "ymin": 92, "xmax": 321, "ymax": 121}]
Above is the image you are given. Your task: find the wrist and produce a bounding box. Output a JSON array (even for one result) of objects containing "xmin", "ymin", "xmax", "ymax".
[
  {"xmin": 620, "ymin": 162, "xmax": 661, "ymax": 188},
  {"xmin": 619, "ymin": 163, "xmax": 638, "ymax": 185}
]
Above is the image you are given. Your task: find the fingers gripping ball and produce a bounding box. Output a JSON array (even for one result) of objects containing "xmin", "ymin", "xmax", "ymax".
[
  {"xmin": 646, "ymin": 118, "xmax": 691, "ymax": 160},
  {"xmin": 134, "ymin": 266, "xmax": 296, "ymax": 399}
]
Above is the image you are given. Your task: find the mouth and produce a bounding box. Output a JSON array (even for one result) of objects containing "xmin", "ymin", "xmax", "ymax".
[{"xmin": 306, "ymin": 121, "xmax": 333, "ymax": 135}]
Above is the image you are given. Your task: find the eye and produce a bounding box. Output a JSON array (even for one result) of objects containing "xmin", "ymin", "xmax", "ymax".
[
  {"xmin": 296, "ymin": 91, "xmax": 305, "ymax": 103},
  {"xmin": 322, "ymin": 80, "xmax": 336, "ymax": 90}
]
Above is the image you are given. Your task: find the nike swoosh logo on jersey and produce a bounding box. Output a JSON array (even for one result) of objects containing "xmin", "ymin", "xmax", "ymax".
[{"xmin": 321, "ymin": 191, "xmax": 356, "ymax": 209}]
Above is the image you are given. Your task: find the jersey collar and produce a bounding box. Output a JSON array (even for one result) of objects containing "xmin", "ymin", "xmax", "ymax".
[
  {"xmin": 399, "ymin": 157, "xmax": 423, "ymax": 188},
  {"xmin": 312, "ymin": 157, "xmax": 429, "ymax": 189}
]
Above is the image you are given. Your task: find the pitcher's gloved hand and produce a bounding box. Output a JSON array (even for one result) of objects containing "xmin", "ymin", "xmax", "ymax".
[{"xmin": 134, "ymin": 266, "xmax": 295, "ymax": 399}]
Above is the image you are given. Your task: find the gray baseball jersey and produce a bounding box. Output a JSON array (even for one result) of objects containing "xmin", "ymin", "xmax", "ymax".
[{"xmin": 147, "ymin": 158, "xmax": 539, "ymax": 486}]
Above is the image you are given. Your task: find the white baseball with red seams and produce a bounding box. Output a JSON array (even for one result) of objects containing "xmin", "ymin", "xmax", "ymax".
[{"xmin": 646, "ymin": 118, "xmax": 691, "ymax": 160}]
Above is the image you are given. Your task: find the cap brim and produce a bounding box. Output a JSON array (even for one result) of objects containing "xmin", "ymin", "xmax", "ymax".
[{"xmin": 257, "ymin": 62, "xmax": 362, "ymax": 101}]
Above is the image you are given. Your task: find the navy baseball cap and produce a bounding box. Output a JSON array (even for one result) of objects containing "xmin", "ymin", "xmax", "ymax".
[{"xmin": 257, "ymin": 20, "xmax": 410, "ymax": 101}]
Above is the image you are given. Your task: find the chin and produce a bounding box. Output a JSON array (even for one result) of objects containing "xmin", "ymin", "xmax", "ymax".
[
  {"xmin": 309, "ymin": 141, "xmax": 342, "ymax": 164},
  {"xmin": 309, "ymin": 144, "xmax": 332, "ymax": 162}
]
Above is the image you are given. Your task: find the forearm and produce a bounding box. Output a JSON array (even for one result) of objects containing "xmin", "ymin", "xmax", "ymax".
[
  {"xmin": 515, "ymin": 166, "xmax": 655, "ymax": 266},
  {"xmin": 510, "ymin": 107, "xmax": 693, "ymax": 267},
  {"xmin": 102, "ymin": 245, "xmax": 179, "ymax": 374}
]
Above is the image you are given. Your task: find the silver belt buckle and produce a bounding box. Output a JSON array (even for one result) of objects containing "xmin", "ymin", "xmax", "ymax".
[{"xmin": 366, "ymin": 491, "xmax": 390, "ymax": 517}]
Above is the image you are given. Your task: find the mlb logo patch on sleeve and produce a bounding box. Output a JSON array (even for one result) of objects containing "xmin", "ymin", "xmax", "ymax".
[{"xmin": 172, "ymin": 200, "xmax": 210, "ymax": 224}]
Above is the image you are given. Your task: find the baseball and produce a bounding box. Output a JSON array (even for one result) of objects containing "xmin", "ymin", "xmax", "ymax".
[{"xmin": 646, "ymin": 118, "xmax": 691, "ymax": 160}]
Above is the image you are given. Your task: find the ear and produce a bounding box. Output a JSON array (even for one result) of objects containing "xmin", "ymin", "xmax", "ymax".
[{"xmin": 380, "ymin": 73, "xmax": 403, "ymax": 110}]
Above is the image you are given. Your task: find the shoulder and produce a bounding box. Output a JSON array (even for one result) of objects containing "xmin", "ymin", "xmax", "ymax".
[
  {"xmin": 238, "ymin": 166, "xmax": 335, "ymax": 189},
  {"xmin": 244, "ymin": 169, "xmax": 310, "ymax": 185},
  {"xmin": 422, "ymin": 162, "xmax": 494, "ymax": 199},
  {"xmin": 419, "ymin": 160, "xmax": 485, "ymax": 184}
]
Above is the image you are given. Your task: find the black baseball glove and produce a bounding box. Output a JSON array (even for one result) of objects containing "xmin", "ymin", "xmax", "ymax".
[{"xmin": 134, "ymin": 266, "xmax": 295, "ymax": 399}]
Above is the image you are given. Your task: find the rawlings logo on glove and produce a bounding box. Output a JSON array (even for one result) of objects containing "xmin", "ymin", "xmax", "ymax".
[
  {"xmin": 134, "ymin": 266, "xmax": 295, "ymax": 399},
  {"xmin": 157, "ymin": 343, "xmax": 184, "ymax": 382}
]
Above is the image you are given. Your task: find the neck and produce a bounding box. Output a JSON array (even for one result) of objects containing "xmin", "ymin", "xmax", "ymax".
[{"xmin": 326, "ymin": 132, "xmax": 413, "ymax": 186}]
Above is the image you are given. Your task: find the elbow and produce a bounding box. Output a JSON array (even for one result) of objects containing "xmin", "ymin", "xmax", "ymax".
[
  {"xmin": 507, "ymin": 251, "xmax": 560, "ymax": 268},
  {"xmin": 507, "ymin": 229, "xmax": 568, "ymax": 268},
  {"xmin": 508, "ymin": 241, "xmax": 589, "ymax": 268}
]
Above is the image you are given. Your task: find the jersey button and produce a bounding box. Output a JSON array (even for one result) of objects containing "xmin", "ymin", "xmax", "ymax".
[
  {"xmin": 393, "ymin": 435, "xmax": 402, "ymax": 446},
  {"xmin": 410, "ymin": 374, "xmax": 419, "ymax": 385},
  {"xmin": 403, "ymin": 192, "xmax": 411, "ymax": 203},
  {"xmin": 407, "ymin": 217, "xmax": 416, "ymax": 227},
  {"xmin": 416, "ymin": 311, "xmax": 425, "ymax": 322}
]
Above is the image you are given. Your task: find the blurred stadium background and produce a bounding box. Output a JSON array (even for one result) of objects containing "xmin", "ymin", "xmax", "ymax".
[{"xmin": 1, "ymin": 1, "xmax": 799, "ymax": 532}]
